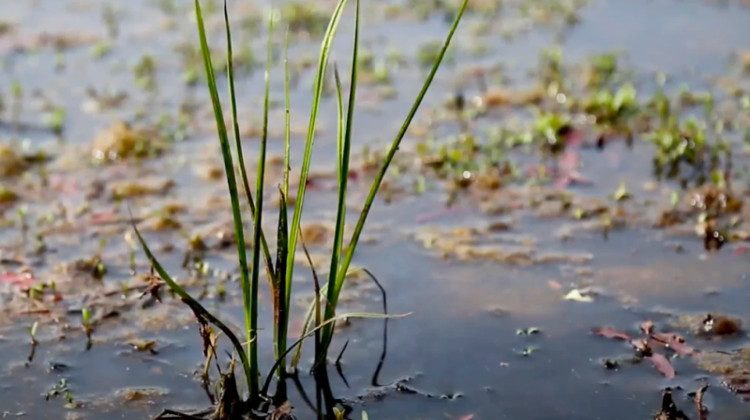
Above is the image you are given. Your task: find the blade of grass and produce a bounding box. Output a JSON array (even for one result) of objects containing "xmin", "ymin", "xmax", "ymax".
[
  {"xmin": 273, "ymin": 188, "xmax": 288, "ymax": 380},
  {"xmin": 283, "ymin": 29, "xmax": 291, "ymax": 201},
  {"xmin": 334, "ymin": 66, "xmax": 345, "ymax": 187},
  {"xmin": 275, "ymin": 28, "xmax": 292, "ymax": 376},
  {"xmin": 299, "ymin": 231, "xmax": 322, "ymax": 373},
  {"xmin": 324, "ymin": 0, "xmax": 359, "ymax": 352},
  {"xmin": 195, "ymin": 0, "xmax": 256, "ymax": 395},
  {"xmin": 224, "ymin": 0, "xmax": 274, "ymax": 278},
  {"xmin": 281, "ymin": 0, "xmax": 349, "ymax": 371},
  {"xmin": 246, "ymin": 9, "xmax": 275, "ymax": 396},
  {"xmin": 131, "ymin": 218, "xmax": 252, "ymax": 392},
  {"xmin": 323, "ymin": 0, "xmax": 469, "ymax": 348}
]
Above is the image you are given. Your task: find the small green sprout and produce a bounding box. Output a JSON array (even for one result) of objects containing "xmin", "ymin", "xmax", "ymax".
[
  {"xmin": 82, "ymin": 308, "xmax": 93, "ymax": 349},
  {"xmin": 519, "ymin": 346, "xmax": 539, "ymax": 357},
  {"xmin": 27, "ymin": 321, "xmax": 39, "ymax": 345},
  {"xmin": 613, "ymin": 182, "xmax": 630, "ymax": 201}
]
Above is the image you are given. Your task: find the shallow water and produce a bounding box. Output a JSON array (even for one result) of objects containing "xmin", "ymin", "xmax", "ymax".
[{"xmin": 1, "ymin": 0, "xmax": 750, "ymax": 419}]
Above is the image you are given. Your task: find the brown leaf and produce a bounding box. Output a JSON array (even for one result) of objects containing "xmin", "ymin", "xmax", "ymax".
[
  {"xmin": 693, "ymin": 384, "xmax": 708, "ymax": 420},
  {"xmin": 594, "ymin": 326, "xmax": 632, "ymax": 341},
  {"xmin": 651, "ymin": 332, "xmax": 695, "ymax": 356},
  {"xmin": 648, "ymin": 353, "xmax": 676, "ymax": 378}
]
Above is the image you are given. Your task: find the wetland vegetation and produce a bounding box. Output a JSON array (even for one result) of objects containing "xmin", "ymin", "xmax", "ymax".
[{"xmin": 1, "ymin": 0, "xmax": 750, "ymax": 419}]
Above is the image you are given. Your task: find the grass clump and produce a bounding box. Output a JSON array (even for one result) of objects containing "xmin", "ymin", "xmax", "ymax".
[{"xmin": 132, "ymin": 0, "xmax": 468, "ymax": 417}]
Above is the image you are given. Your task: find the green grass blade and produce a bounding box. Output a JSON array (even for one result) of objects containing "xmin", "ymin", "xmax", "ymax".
[
  {"xmin": 195, "ymin": 0, "xmax": 256, "ymax": 394},
  {"xmin": 224, "ymin": 0, "xmax": 275, "ymax": 278},
  {"xmin": 276, "ymin": 28, "xmax": 292, "ymax": 374},
  {"xmin": 282, "ymin": 0, "xmax": 349, "ymax": 362},
  {"xmin": 245, "ymin": 9, "xmax": 275, "ymax": 395},
  {"xmin": 273, "ymin": 188, "xmax": 288, "ymax": 378},
  {"xmin": 334, "ymin": 66, "xmax": 344, "ymax": 184},
  {"xmin": 283, "ymin": 29, "xmax": 291, "ymax": 200},
  {"xmin": 298, "ymin": 230, "xmax": 323, "ymax": 371},
  {"xmin": 325, "ymin": 0, "xmax": 469, "ymax": 346},
  {"xmin": 284, "ymin": 0, "xmax": 348, "ymax": 292},
  {"xmin": 324, "ymin": 0, "xmax": 359, "ymax": 347},
  {"xmin": 130, "ymin": 218, "xmax": 252, "ymax": 392}
]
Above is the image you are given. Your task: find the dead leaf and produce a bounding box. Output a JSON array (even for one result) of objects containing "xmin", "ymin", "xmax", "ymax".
[
  {"xmin": 651, "ymin": 332, "xmax": 695, "ymax": 357},
  {"xmin": 693, "ymin": 384, "xmax": 708, "ymax": 420},
  {"xmin": 648, "ymin": 353, "xmax": 676, "ymax": 378},
  {"xmin": 593, "ymin": 327, "xmax": 632, "ymax": 341}
]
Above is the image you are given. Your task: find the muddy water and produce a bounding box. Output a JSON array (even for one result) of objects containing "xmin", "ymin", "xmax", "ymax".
[{"xmin": 1, "ymin": 0, "xmax": 750, "ymax": 419}]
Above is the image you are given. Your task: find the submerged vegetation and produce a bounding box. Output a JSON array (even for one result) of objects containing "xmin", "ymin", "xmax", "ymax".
[{"xmin": 131, "ymin": 0, "xmax": 469, "ymax": 417}]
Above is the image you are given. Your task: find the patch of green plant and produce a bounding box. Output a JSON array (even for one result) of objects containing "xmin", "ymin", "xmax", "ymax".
[
  {"xmin": 647, "ymin": 117, "xmax": 730, "ymax": 186},
  {"xmin": 582, "ymin": 83, "xmax": 638, "ymax": 131},
  {"xmin": 134, "ymin": 53, "xmax": 157, "ymax": 91},
  {"xmin": 533, "ymin": 111, "xmax": 572, "ymax": 156},
  {"xmin": 417, "ymin": 133, "xmax": 513, "ymax": 186},
  {"xmin": 132, "ymin": 0, "xmax": 469, "ymax": 416},
  {"xmin": 585, "ymin": 52, "xmax": 619, "ymax": 88}
]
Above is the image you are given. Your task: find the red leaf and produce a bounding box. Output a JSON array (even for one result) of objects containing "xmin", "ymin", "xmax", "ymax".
[
  {"xmin": 0, "ymin": 272, "xmax": 36, "ymax": 288},
  {"xmin": 640, "ymin": 320, "xmax": 654, "ymax": 335},
  {"xmin": 651, "ymin": 332, "xmax": 695, "ymax": 356},
  {"xmin": 594, "ymin": 327, "xmax": 632, "ymax": 341},
  {"xmin": 91, "ymin": 211, "xmax": 118, "ymax": 224},
  {"xmin": 648, "ymin": 353, "xmax": 675, "ymax": 378}
]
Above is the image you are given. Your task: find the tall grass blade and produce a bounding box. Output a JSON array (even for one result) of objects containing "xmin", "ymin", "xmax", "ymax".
[
  {"xmin": 323, "ymin": 0, "xmax": 359, "ymax": 352},
  {"xmin": 276, "ymin": 28, "xmax": 292, "ymax": 376},
  {"xmin": 195, "ymin": 0, "xmax": 256, "ymax": 395},
  {"xmin": 224, "ymin": 0, "xmax": 274, "ymax": 277},
  {"xmin": 323, "ymin": 0, "xmax": 469, "ymax": 347},
  {"xmin": 281, "ymin": 0, "xmax": 349, "ymax": 371},
  {"xmin": 131, "ymin": 218, "xmax": 252, "ymax": 392},
  {"xmin": 273, "ymin": 188, "xmax": 288, "ymax": 380},
  {"xmin": 245, "ymin": 10, "xmax": 275, "ymax": 397},
  {"xmin": 334, "ymin": 66, "xmax": 345, "ymax": 184},
  {"xmin": 283, "ymin": 29, "xmax": 291, "ymax": 200},
  {"xmin": 299, "ymin": 232, "xmax": 323, "ymax": 374}
]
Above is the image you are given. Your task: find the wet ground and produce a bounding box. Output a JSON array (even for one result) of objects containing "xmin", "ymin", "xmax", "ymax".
[{"xmin": 1, "ymin": 0, "xmax": 750, "ymax": 419}]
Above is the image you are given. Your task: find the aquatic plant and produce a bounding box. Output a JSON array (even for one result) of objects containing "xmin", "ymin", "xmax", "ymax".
[{"xmin": 132, "ymin": 0, "xmax": 468, "ymax": 416}]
